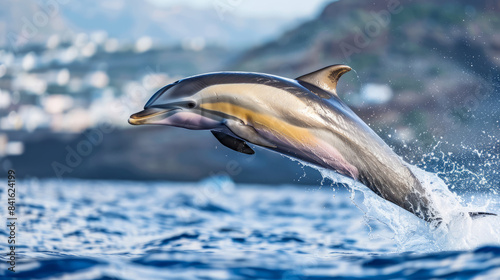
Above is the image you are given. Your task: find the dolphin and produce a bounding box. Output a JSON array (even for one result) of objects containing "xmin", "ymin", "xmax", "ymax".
[{"xmin": 129, "ymin": 65, "xmax": 495, "ymax": 223}]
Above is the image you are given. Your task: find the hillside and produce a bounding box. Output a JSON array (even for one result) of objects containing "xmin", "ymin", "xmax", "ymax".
[{"xmin": 233, "ymin": 0, "xmax": 500, "ymax": 155}]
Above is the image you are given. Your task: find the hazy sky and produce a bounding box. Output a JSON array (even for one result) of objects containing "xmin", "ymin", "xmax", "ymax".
[{"xmin": 148, "ymin": 0, "xmax": 334, "ymax": 19}]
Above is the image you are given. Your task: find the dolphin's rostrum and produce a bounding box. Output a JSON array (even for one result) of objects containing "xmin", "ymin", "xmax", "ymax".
[{"xmin": 129, "ymin": 65, "xmax": 495, "ymax": 223}]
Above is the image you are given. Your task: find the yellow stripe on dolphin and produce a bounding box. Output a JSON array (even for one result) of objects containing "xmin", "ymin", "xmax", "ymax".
[{"xmin": 200, "ymin": 102, "xmax": 315, "ymax": 145}]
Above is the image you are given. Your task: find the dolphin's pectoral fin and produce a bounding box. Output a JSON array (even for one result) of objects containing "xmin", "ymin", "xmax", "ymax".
[
  {"xmin": 225, "ymin": 119, "xmax": 277, "ymax": 149},
  {"xmin": 211, "ymin": 131, "xmax": 255, "ymax": 155},
  {"xmin": 295, "ymin": 64, "xmax": 351, "ymax": 98}
]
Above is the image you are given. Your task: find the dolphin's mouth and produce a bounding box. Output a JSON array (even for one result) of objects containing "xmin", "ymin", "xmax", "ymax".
[{"xmin": 128, "ymin": 107, "xmax": 178, "ymax": 125}]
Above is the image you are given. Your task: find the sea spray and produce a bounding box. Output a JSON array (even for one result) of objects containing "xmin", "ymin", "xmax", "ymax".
[{"xmin": 286, "ymin": 155, "xmax": 500, "ymax": 252}]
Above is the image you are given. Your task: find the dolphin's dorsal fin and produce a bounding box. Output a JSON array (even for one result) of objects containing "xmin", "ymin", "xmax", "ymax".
[
  {"xmin": 211, "ymin": 131, "xmax": 255, "ymax": 155},
  {"xmin": 295, "ymin": 64, "xmax": 352, "ymax": 97}
]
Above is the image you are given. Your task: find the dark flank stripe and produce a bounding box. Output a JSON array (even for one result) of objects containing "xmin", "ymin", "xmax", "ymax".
[{"xmin": 196, "ymin": 107, "xmax": 240, "ymax": 123}]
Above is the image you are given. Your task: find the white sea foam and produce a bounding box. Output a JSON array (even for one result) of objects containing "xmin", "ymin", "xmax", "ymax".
[{"xmin": 290, "ymin": 156, "xmax": 500, "ymax": 252}]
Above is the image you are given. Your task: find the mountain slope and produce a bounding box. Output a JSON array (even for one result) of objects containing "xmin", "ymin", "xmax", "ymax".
[{"xmin": 232, "ymin": 0, "xmax": 500, "ymax": 154}]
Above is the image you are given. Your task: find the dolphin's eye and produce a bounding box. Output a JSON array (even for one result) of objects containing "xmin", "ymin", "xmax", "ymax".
[{"xmin": 187, "ymin": 102, "xmax": 196, "ymax": 109}]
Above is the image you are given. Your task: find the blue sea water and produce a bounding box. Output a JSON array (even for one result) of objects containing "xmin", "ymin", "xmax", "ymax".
[{"xmin": 0, "ymin": 175, "xmax": 499, "ymax": 280}]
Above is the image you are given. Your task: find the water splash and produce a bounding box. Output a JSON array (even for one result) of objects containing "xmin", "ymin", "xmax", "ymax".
[
  {"xmin": 416, "ymin": 137, "xmax": 500, "ymax": 197},
  {"xmin": 287, "ymin": 152, "xmax": 500, "ymax": 252},
  {"xmin": 350, "ymin": 68, "xmax": 362, "ymax": 83}
]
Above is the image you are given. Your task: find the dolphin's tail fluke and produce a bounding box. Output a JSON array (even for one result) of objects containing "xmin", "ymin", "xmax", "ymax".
[{"xmin": 469, "ymin": 212, "xmax": 497, "ymax": 219}]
